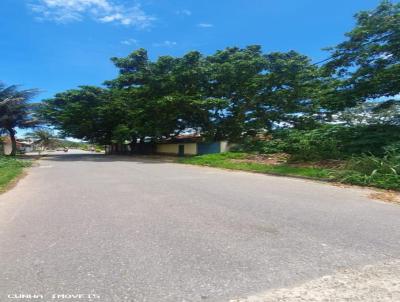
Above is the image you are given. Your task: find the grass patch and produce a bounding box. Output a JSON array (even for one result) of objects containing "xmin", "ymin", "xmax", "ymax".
[
  {"xmin": 180, "ymin": 153, "xmax": 333, "ymax": 180},
  {"xmin": 0, "ymin": 157, "xmax": 32, "ymax": 192},
  {"xmin": 335, "ymin": 150, "xmax": 400, "ymax": 191},
  {"xmin": 180, "ymin": 152, "xmax": 400, "ymax": 191},
  {"xmin": 336, "ymin": 170, "xmax": 400, "ymax": 191}
]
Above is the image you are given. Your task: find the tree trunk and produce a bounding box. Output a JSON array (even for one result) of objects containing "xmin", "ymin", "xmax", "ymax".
[
  {"xmin": 7, "ymin": 128, "xmax": 17, "ymax": 156},
  {"xmin": 130, "ymin": 136, "xmax": 137, "ymax": 154}
]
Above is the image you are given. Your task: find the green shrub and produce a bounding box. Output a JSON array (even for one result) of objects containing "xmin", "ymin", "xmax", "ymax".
[
  {"xmin": 345, "ymin": 148, "xmax": 400, "ymax": 175},
  {"xmin": 335, "ymin": 124, "xmax": 400, "ymax": 156},
  {"xmin": 277, "ymin": 126, "xmax": 342, "ymax": 160},
  {"xmin": 337, "ymin": 170, "xmax": 400, "ymax": 190},
  {"xmin": 260, "ymin": 139, "xmax": 288, "ymax": 154},
  {"xmin": 237, "ymin": 137, "xmax": 287, "ymax": 154},
  {"xmin": 336, "ymin": 146, "xmax": 400, "ymax": 190},
  {"xmin": 238, "ymin": 124, "xmax": 400, "ymax": 161}
]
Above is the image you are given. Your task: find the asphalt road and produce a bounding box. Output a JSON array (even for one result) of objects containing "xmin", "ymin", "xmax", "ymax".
[{"xmin": 0, "ymin": 150, "xmax": 399, "ymax": 302}]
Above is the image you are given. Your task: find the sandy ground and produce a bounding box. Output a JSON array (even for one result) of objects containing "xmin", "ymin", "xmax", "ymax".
[{"xmin": 230, "ymin": 260, "xmax": 400, "ymax": 302}]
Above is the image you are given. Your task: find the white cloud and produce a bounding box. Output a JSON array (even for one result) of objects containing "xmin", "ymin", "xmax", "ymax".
[
  {"xmin": 121, "ymin": 38, "xmax": 138, "ymax": 46},
  {"xmin": 176, "ymin": 9, "xmax": 192, "ymax": 16},
  {"xmin": 153, "ymin": 40, "xmax": 177, "ymax": 47},
  {"xmin": 197, "ymin": 23, "xmax": 213, "ymax": 28},
  {"xmin": 29, "ymin": 0, "xmax": 155, "ymax": 28}
]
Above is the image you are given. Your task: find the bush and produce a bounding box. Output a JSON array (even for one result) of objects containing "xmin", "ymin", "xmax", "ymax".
[
  {"xmin": 238, "ymin": 124, "xmax": 400, "ymax": 161},
  {"xmin": 277, "ymin": 126, "xmax": 342, "ymax": 160},
  {"xmin": 345, "ymin": 145, "xmax": 400, "ymax": 175},
  {"xmin": 337, "ymin": 170, "xmax": 400, "ymax": 190},
  {"xmin": 335, "ymin": 124, "xmax": 400, "ymax": 156},
  {"xmin": 237, "ymin": 137, "xmax": 288, "ymax": 154},
  {"xmin": 336, "ymin": 145, "xmax": 400, "ymax": 190}
]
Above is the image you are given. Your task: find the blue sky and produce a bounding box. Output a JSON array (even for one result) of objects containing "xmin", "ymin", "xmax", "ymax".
[{"xmin": 0, "ymin": 0, "xmax": 386, "ymax": 102}]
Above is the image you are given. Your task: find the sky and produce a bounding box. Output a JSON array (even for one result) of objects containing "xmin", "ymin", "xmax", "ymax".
[{"xmin": 0, "ymin": 0, "xmax": 387, "ymax": 103}]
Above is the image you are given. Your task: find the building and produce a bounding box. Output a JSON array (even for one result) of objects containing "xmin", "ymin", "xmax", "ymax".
[
  {"xmin": 156, "ymin": 134, "xmax": 231, "ymax": 156},
  {"xmin": 105, "ymin": 134, "xmax": 232, "ymax": 156},
  {"xmin": 0, "ymin": 136, "xmax": 37, "ymax": 155},
  {"xmin": 17, "ymin": 139, "xmax": 36, "ymax": 153}
]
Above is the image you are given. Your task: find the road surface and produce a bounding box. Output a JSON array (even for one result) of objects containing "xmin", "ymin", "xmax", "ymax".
[{"xmin": 0, "ymin": 151, "xmax": 399, "ymax": 301}]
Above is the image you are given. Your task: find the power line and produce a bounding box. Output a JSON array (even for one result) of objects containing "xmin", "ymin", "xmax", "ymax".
[
  {"xmin": 311, "ymin": 31, "xmax": 397, "ymax": 66},
  {"xmin": 311, "ymin": 56, "xmax": 336, "ymax": 66}
]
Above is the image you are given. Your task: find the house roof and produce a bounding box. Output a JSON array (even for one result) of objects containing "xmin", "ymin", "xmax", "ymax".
[
  {"xmin": 1, "ymin": 136, "xmax": 38, "ymax": 146},
  {"xmin": 160, "ymin": 133, "xmax": 203, "ymax": 144}
]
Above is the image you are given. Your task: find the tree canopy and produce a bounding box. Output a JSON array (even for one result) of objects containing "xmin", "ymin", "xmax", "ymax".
[
  {"xmin": 39, "ymin": 1, "xmax": 400, "ymax": 146},
  {"xmin": 40, "ymin": 47, "xmax": 326, "ymax": 143},
  {"xmin": 325, "ymin": 0, "xmax": 400, "ymax": 104}
]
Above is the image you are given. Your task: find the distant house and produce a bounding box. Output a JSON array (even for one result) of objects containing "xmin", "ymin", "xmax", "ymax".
[
  {"xmin": 17, "ymin": 139, "xmax": 36, "ymax": 153},
  {"xmin": 0, "ymin": 136, "xmax": 37, "ymax": 155},
  {"xmin": 105, "ymin": 134, "xmax": 233, "ymax": 156},
  {"xmin": 156, "ymin": 134, "xmax": 231, "ymax": 156}
]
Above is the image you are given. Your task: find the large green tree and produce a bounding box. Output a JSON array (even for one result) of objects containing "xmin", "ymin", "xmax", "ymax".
[
  {"xmin": 41, "ymin": 47, "xmax": 325, "ymax": 145},
  {"xmin": 324, "ymin": 0, "xmax": 400, "ymax": 105},
  {"xmin": 107, "ymin": 49, "xmax": 218, "ymax": 141},
  {"xmin": 249, "ymin": 50, "xmax": 324, "ymax": 131},
  {"xmin": 39, "ymin": 85, "xmax": 141, "ymax": 147},
  {"xmin": 205, "ymin": 46, "xmax": 325, "ymax": 139},
  {"xmin": 39, "ymin": 86, "xmax": 114, "ymax": 144}
]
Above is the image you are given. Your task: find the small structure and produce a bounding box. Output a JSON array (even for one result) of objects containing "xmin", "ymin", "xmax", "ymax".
[
  {"xmin": 105, "ymin": 134, "xmax": 232, "ymax": 156},
  {"xmin": 105, "ymin": 141, "xmax": 156, "ymax": 155},
  {"xmin": 0, "ymin": 136, "xmax": 38, "ymax": 155},
  {"xmin": 17, "ymin": 139, "xmax": 36, "ymax": 153},
  {"xmin": 156, "ymin": 134, "xmax": 231, "ymax": 156}
]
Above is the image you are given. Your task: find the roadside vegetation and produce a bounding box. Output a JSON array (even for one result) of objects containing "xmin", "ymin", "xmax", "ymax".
[
  {"xmin": 181, "ymin": 144, "xmax": 400, "ymax": 191},
  {"xmin": 0, "ymin": 157, "xmax": 31, "ymax": 192},
  {"xmin": 204, "ymin": 124, "xmax": 399, "ymax": 191},
  {"xmin": 180, "ymin": 153, "xmax": 334, "ymax": 180}
]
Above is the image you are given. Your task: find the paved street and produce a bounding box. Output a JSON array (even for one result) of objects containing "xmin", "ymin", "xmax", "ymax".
[{"xmin": 0, "ymin": 151, "xmax": 399, "ymax": 302}]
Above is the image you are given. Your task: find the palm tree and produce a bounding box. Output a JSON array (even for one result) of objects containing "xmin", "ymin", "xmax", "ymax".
[
  {"xmin": 26, "ymin": 129, "xmax": 56, "ymax": 153},
  {"xmin": 0, "ymin": 82, "xmax": 39, "ymax": 155}
]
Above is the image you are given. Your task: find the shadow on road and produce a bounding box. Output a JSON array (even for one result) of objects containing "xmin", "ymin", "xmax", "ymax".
[{"xmin": 38, "ymin": 152, "xmax": 178, "ymax": 164}]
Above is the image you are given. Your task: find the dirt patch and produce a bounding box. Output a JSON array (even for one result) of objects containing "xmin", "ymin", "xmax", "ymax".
[
  {"xmin": 231, "ymin": 153, "xmax": 290, "ymax": 165},
  {"xmin": 230, "ymin": 260, "xmax": 400, "ymax": 302},
  {"xmin": 290, "ymin": 159, "xmax": 345, "ymax": 169},
  {"xmin": 369, "ymin": 191, "xmax": 400, "ymax": 205},
  {"xmin": 231, "ymin": 154, "xmax": 345, "ymax": 170}
]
